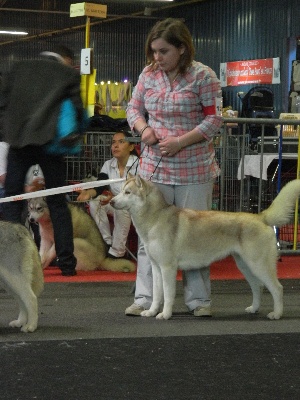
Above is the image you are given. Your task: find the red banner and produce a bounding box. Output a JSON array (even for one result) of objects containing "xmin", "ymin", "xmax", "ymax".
[{"xmin": 220, "ymin": 58, "xmax": 280, "ymax": 87}]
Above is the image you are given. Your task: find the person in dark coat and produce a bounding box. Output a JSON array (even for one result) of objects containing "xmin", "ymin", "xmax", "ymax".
[{"xmin": 0, "ymin": 44, "xmax": 85, "ymax": 276}]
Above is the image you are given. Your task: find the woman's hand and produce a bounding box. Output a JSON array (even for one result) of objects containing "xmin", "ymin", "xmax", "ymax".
[
  {"xmin": 159, "ymin": 136, "xmax": 182, "ymax": 157},
  {"xmin": 99, "ymin": 190, "xmax": 113, "ymax": 205},
  {"xmin": 77, "ymin": 189, "xmax": 96, "ymax": 201},
  {"xmin": 77, "ymin": 189, "xmax": 112, "ymax": 204},
  {"xmin": 141, "ymin": 126, "xmax": 158, "ymax": 146}
]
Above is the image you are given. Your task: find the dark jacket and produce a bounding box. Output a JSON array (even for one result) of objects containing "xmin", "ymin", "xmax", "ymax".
[{"xmin": 1, "ymin": 59, "xmax": 84, "ymax": 148}]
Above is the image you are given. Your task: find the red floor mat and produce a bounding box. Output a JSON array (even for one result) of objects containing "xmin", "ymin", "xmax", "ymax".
[{"xmin": 44, "ymin": 256, "xmax": 300, "ymax": 283}]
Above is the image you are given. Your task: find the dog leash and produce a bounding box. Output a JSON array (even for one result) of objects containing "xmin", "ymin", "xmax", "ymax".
[
  {"xmin": 126, "ymin": 144, "xmax": 163, "ymax": 181},
  {"xmin": 149, "ymin": 155, "xmax": 163, "ymax": 181},
  {"xmin": 126, "ymin": 146, "xmax": 143, "ymax": 179}
]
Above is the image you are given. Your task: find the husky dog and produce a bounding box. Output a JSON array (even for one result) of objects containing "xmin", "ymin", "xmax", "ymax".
[
  {"xmin": 28, "ymin": 197, "xmax": 135, "ymax": 273},
  {"xmin": 0, "ymin": 221, "xmax": 44, "ymax": 332},
  {"xmin": 111, "ymin": 175, "xmax": 300, "ymax": 320}
]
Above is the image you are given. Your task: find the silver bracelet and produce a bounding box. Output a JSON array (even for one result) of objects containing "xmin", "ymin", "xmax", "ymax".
[{"xmin": 177, "ymin": 136, "xmax": 182, "ymax": 150}]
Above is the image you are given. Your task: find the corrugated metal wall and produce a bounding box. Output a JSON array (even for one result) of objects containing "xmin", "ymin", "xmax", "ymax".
[
  {"xmin": 1, "ymin": 0, "xmax": 300, "ymax": 115},
  {"xmin": 179, "ymin": 0, "xmax": 300, "ymax": 115}
]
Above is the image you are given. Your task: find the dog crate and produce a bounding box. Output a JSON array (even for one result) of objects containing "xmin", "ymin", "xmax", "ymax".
[
  {"xmin": 214, "ymin": 124, "xmax": 300, "ymax": 250},
  {"xmin": 65, "ymin": 131, "xmax": 114, "ymax": 200},
  {"xmin": 213, "ymin": 133, "xmax": 254, "ymax": 212},
  {"xmin": 239, "ymin": 86, "xmax": 277, "ymax": 142}
]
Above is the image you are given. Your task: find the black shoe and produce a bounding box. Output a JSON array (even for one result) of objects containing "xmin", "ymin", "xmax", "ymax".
[
  {"xmin": 61, "ymin": 269, "xmax": 77, "ymax": 276},
  {"xmin": 57, "ymin": 255, "xmax": 77, "ymax": 276},
  {"xmin": 50, "ymin": 258, "xmax": 59, "ymax": 267}
]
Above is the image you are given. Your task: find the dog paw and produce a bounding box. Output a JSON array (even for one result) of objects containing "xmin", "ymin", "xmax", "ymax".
[
  {"xmin": 9, "ymin": 319, "xmax": 37, "ymax": 332},
  {"xmin": 156, "ymin": 312, "xmax": 172, "ymax": 320},
  {"xmin": 267, "ymin": 311, "xmax": 282, "ymax": 320},
  {"xmin": 141, "ymin": 310, "xmax": 156, "ymax": 317},
  {"xmin": 9, "ymin": 319, "xmax": 23, "ymax": 328},
  {"xmin": 21, "ymin": 324, "xmax": 37, "ymax": 333},
  {"xmin": 245, "ymin": 306, "xmax": 259, "ymax": 314}
]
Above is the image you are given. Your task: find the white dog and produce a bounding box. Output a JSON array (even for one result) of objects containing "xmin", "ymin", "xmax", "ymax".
[
  {"xmin": 111, "ymin": 175, "xmax": 300, "ymax": 320},
  {"xmin": 0, "ymin": 221, "xmax": 44, "ymax": 332},
  {"xmin": 28, "ymin": 197, "xmax": 135, "ymax": 273}
]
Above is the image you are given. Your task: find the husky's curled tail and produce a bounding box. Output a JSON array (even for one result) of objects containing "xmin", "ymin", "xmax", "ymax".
[{"xmin": 261, "ymin": 179, "xmax": 300, "ymax": 227}]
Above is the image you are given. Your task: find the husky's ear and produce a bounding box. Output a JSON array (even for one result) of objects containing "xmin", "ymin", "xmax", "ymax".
[
  {"xmin": 135, "ymin": 175, "xmax": 144, "ymax": 188},
  {"xmin": 127, "ymin": 172, "xmax": 134, "ymax": 180},
  {"xmin": 135, "ymin": 175, "xmax": 151, "ymax": 194}
]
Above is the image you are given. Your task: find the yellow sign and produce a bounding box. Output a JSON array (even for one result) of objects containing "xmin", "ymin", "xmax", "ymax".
[{"xmin": 70, "ymin": 2, "xmax": 107, "ymax": 18}]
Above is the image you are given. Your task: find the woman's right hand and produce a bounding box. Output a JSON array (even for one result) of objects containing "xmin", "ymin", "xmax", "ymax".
[{"xmin": 142, "ymin": 126, "xmax": 158, "ymax": 146}]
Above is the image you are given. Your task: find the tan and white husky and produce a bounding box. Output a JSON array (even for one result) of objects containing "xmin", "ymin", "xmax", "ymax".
[
  {"xmin": 111, "ymin": 175, "xmax": 300, "ymax": 320},
  {"xmin": 0, "ymin": 221, "xmax": 44, "ymax": 332},
  {"xmin": 28, "ymin": 197, "xmax": 135, "ymax": 273}
]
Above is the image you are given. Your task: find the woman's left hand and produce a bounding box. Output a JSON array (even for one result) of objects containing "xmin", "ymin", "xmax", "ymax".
[
  {"xmin": 76, "ymin": 189, "xmax": 92, "ymax": 201},
  {"xmin": 99, "ymin": 190, "xmax": 113, "ymax": 205},
  {"xmin": 159, "ymin": 136, "xmax": 182, "ymax": 157}
]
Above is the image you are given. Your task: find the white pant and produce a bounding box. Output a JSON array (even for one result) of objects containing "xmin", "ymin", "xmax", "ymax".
[
  {"xmin": 89, "ymin": 199, "xmax": 132, "ymax": 257},
  {"xmin": 134, "ymin": 181, "xmax": 213, "ymax": 311}
]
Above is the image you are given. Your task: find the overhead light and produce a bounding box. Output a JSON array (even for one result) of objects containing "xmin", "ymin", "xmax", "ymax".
[{"xmin": 0, "ymin": 30, "xmax": 28, "ymax": 35}]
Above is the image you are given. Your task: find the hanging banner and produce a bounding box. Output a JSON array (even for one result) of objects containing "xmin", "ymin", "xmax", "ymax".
[{"xmin": 220, "ymin": 57, "xmax": 280, "ymax": 87}]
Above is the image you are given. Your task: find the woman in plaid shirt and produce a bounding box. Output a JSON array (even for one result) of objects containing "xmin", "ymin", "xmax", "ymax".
[{"xmin": 125, "ymin": 18, "xmax": 223, "ymax": 317}]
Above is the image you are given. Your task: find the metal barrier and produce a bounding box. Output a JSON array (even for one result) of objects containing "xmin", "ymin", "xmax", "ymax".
[
  {"xmin": 65, "ymin": 131, "xmax": 115, "ymax": 191},
  {"xmin": 65, "ymin": 119, "xmax": 300, "ymax": 254},
  {"xmin": 221, "ymin": 118, "xmax": 300, "ymax": 254}
]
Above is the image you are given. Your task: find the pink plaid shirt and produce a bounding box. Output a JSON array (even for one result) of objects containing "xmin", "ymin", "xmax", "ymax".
[{"xmin": 126, "ymin": 61, "xmax": 223, "ymax": 184}]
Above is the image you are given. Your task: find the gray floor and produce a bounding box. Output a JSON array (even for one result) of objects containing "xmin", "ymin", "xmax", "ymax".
[{"xmin": 1, "ymin": 279, "xmax": 300, "ymax": 342}]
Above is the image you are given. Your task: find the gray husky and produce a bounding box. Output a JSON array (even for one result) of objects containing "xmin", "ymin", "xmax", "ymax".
[
  {"xmin": 28, "ymin": 197, "xmax": 136, "ymax": 272},
  {"xmin": 0, "ymin": 221, "xmax": 44, "ymax": 332},
  {"xmin": 111, "ymin": 175, "xmax": 300, "ymax": 320}
]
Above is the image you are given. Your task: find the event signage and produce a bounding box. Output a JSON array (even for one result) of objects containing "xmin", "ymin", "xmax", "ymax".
[
  {"xmin": 220, "ymin": 57, "xmax": 280, "ymax": 87},
  {"xmin": 81, "ymin": 48, "xmax": 93, "ymax": 74},
  {"xmin": 70, "ymin": 2, "xmax": 107, "ymax": 18}
]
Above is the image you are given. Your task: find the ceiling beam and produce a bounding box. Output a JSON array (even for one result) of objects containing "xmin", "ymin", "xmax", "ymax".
[{"xmin": 0, "ymin": 0, "xmax": 205, "ymax": 46}]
